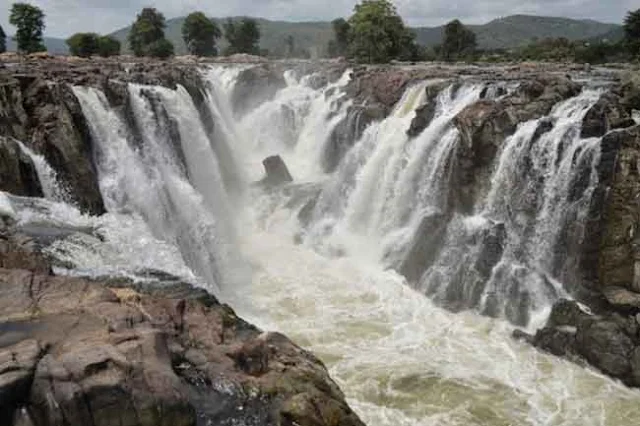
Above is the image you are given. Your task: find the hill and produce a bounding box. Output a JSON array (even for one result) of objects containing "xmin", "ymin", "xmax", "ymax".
[
  {"xmin": 110, "ymin": 17, "xmax": 334, "ymax": 57},
  {"xmin": 6, "ymin": 37, "xmax": 69, "ymax": 55},
  {"xmin": 414, "ymin": 15, "xmax": 621, "ymax": 50}
]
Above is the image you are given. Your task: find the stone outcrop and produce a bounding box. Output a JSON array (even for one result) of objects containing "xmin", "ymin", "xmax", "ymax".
[
  {"xmin": 0, "ymin": 137, "xmax": 43, "ymax": 198},
  {"xmin": 581, "ymin": 92, "xmax": 635, "ymax": 138},
  {"xmin": 453, "ymin": 76, "xmax": 581, "ymax": 213},
  {"xmin": 259, "ymin": 155, "xmax": 294, "ymax": 188},
  {"xmin": 0, "ymin": 218, "xmax": 364, "ymax": 426},
  {"xmin": 516, "ymin": 299, "xmax": 640, "ymax": 387},
  {"xmin": 231, "ymin": 64, "xmax": 287, "ymax": 116}
]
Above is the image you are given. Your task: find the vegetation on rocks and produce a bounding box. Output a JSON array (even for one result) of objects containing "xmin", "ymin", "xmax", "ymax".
[
  {"xmin": 9, "ymin": 2, "xmax": 46, "ymax": 53},
  {"xmin": 182, "ymin": 11, "xmax": 222, "ymax": 56}
]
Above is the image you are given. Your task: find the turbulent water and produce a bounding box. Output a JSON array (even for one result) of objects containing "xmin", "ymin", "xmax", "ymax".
[{"xmin": 7, "ymin": 65, "xmax": 640, "ymax": 425}]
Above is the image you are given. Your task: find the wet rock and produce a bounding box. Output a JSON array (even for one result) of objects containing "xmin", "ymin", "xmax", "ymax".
[
  {"xmin": 453, "ymin": 76, "xmax": 581, "ymax": 213},
  {"xmin": 398, "ymin": 211, "xmax": 450, "ymax": 283},
  {"xmin": 0, "ymin": 137, "xmax": 43, "ymax": 198},
  {"xmin": 323, "ymin": 104, "xmax": 385, "ymax": 173},
  {"xmin": 581, "ymin": 92, "xmax": 635, "ymax": 138},
  {"xmin": 407, "ymin": 81, "xmax": 452, "ymax": 138},
  {"xmin": 0, "ymin": 269, "xmax": 365, "ymax": 426},
  {"xmin": 231, "ymin": 64, "xmax": 286, "ymax": 115},
  {"xmin": 603, "ymin": 286, "xmax": 640, "ymax": 310},
  {"xmin": 259, "ymin": 155, "xmax": 293, "ymax": 188},
  {"xmin": 595, "ymin": 126, "xmax": 640, "ymax": 294}
]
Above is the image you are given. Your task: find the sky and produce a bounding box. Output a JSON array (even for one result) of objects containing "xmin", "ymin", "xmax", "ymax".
[{"xmin": 0, "ymin": 0, "xmax": 636, "ymax": 38}]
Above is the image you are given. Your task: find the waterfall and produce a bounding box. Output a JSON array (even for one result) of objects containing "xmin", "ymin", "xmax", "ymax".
[
  {"xmin": 6, "ymin": 65, "xmax": 637, "ymax": 426},
  {"xmin": 73, "ymin": 83, "xmax": 247, "ymax": 294},
  {"xmin": 14, "ymin": 140, "xmax": 68, "ymax": 202}
]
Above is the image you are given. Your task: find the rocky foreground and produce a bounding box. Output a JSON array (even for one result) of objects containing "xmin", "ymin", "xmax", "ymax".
[{"xmin": 0, "ymin": 215, "xmax": 364, "ymax": 426}]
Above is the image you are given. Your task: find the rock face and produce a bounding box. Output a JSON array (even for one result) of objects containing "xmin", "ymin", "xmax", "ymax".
[
  {"xmin": 518, "ymin": 299, "xmax": 640, "ymax": 386},
  {"xmin": 453, "ymin": 76, "xmax": 581, "ymax": 213},
  {"xmin": 0, "ymin": 137, "xmax": 43, "ymax": 198},
  {"xmin": 231, "ymin": 65, "xmax": 287, "ymax": 116},
  {"xmin": 0, "ymin": 256, "xmax": 364, "ymax": 426}
]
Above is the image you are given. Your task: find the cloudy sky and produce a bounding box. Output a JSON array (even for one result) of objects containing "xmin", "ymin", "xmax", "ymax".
[{"xmin": 0, "ymin": 0, "xmax": 636, "ymax": 38}]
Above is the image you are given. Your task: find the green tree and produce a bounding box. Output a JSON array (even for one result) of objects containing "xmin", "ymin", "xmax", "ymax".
[
  {"xmin": 0, "ymin": 25, "xmax": 6, "ymax": 53},
  {"xmin": 328, "ymin": 18, "xmax": 350, "ymax": 57},
  {"xmin": 285, "ymin": 34, "xmax": 294, "ymax": 57},
  {"xmin": 97, "ymin": 36, "xmax": 120, "ymax": 57},
  {"xmin": 624, "ymin": 9, "xmax": 640, "ymax": 58},
  {"xmin": 9, "ymin": 3, "xmax": 46, "ymax": 53},
  {"xmin": 129, "ymin": 7, "xmax": 173, "ymax": 58},
  {"xmin": 182, "ymin": 12, "xmax": 221, "ymax": 56},
  {"xmin": 347, "ymin": 0, "xmax": 417, "ymax": 63},
  {"xmin": 442, "ymin": 19, "xmax": 476, "ymax": 61},
  {"xmin": 223, "ymin": 18, "xmax": 261, "ymax": 55},
  {"xmin": 66, "ymin": 32, "xmax": 99, "ymax": 57}
]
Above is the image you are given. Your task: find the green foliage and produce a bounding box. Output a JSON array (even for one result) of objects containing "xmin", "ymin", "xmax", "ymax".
[
  {"xmin": 0, "ymin": 25, "xmax": 6, "ymax": 53},
  {"xmin": 442, "ymin": 19, "xmax": 476, "ymax": 61},
  {"xmin": 97, "ymin": 36, "xmax": 120, "ymax": 57},
  {"xmin": 347, "ymin": 0, "xmax": 418, "ymax": 63},
  {"xmin": 9, "ymin": 3, "xmax": 46, "ymax": 53},
  {"xmin": 129, "ymin": 7, "xmax": 173, "ymax": 58},
  {"xmin": 182, "ymin": 12, "xmax": 221, "ymax": 56},
  {"xmin": 223, "ymin": 18, "xmax": 261, "ymax": 55},
  {"xmin": 327, "ymin": 18, "xmax": 350, "ymax": 57},
  {"xmin": 624, "ymin": 9, "xmax": 640, "ymax": 58},
  {"xmin": 66, "ymin": 33, "xmax": 99, "ymax": 57}
]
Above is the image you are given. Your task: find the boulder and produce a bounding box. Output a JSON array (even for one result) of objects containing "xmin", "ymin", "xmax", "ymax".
[
  {"xmin": 0, "ymin": 137, "xmax": 43, "ymax": 198},
  {"xmin": 581, "ymin": 92, "xmax": 635, "ymax": 138},
  {"xmin": 231, "ymin": 64, "xmax": 286, "ymax": 115},
  {"xmin": 0, "ymin": 269, "xmax": 365, "ymax": 426},
  {"xmin": 259, "ymin": 155, "xmax": 293, "ymax": 188}
]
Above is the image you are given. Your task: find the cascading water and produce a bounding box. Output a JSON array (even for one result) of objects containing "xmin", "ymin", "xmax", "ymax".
[
  {"xmin": 9, "ymin": 65, "xmax": 640, "ymax": 426},
  {"xmin": 72, "ymin": 83, "xmax": 246, "ymax": 293}
]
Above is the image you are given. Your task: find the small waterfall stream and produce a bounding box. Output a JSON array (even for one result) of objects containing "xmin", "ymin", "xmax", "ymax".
[{"xmin": 5, "ymin": 64, "xmax": 639, "ymax": 425}]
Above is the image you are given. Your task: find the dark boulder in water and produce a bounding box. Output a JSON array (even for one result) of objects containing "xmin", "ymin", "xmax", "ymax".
[{"xmin": 259, "ymin": 155, "xmax": 293, "ymax": 188}]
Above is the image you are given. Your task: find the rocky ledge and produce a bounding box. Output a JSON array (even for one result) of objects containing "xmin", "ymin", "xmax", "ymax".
[{"xmin": 0, "ymin": 219, "xmax": 364, "ymax": 426}]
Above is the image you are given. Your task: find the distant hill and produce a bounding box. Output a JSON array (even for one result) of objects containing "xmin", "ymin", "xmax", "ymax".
[
  {"xmin": 110, "ymin": 17, "xmax": 334, "ymax": 58},
  {"xmin": 3, "ymin": 14, "xmax": 621, "ymax": 57},
  {"xmin": 109, "ymin": 14, "xmax": 621, "ymax": 56},
  {"xmin": 414, "ymin": 15, "xmax": 621, "ymax": 50},
  {"xmin": 7, "ymin": 37, "xmax": 69, "ymax": 55}
]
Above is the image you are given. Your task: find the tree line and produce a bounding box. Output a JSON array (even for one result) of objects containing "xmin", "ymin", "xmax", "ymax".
[
  {"xmin": 0, "ymin": 3, "xmax": 262, "ymax": 58},
  {"xmin": 1, "ymin": 1, "xmax": 640, "ymax": 64}
]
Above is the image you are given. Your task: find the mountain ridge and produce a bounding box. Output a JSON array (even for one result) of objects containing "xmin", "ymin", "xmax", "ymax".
[{"xmin": 4, "ymin": 14, "xmax": 623, "ymax": 56}]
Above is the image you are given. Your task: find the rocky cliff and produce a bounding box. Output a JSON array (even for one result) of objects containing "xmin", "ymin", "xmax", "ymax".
[
  {"xmin": 0, "ymin": 57, "xmax": 364, "ymax": 426},
  {"xmin": 3, "ymin": 55, "xmax": 640, "ymax": 404}
]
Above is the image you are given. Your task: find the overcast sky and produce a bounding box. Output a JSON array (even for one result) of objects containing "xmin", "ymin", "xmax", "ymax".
[{"xmin": 0, "ymin": 0, "xmax": 635, "ymax": 38}]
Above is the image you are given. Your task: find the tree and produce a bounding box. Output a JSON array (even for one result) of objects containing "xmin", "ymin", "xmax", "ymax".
[
  {"xmin": 97, "ymin": 36, "xmax": 120, "ymax": 57},
  {"xmin": 0, "ymin": 25, "xmax": 6, "ymax": 54},
  {"xmin": 182, "ymin": 12, "xmax": 221, "ymax": 56},
  {"xmin": 9, "ymin": 3, "xmax": 46, "ymax": 53},
  {"xmin": 129, "ymin": 7, "xmax": 173, "ymax": 58},
  {"xmin": 347, "ymin": 0, "xmax": 417, "ymax": 63},
  {"xmin": 442, "ymin": 19, "xmax": 476, "ymax": 61},
  {"xmin": 624, "ymin": 9, "xmax": 640, "ymax": 58},
  {"xmin": 285, "ymin": 35, "xmax": 294, "ymax": 57},
  {"xmin": 328, "ymin": 18, "xmax": 350, "ymax": 57},
  {"xmin": 66, "ymin": 33, "xmax": 99, "ymax": 57},
  {"xmin": 223, "ymin": 18, "xmax": 261, "ymax": 55}
]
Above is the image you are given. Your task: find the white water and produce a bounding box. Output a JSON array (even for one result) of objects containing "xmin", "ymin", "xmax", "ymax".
[
  {"xmin": 12, "ymin": 66, "xmax": 637, "ymax": 426},
  {"xmin": 15, "ymin": 140, "xmax": 68, "ymax": 202}
]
